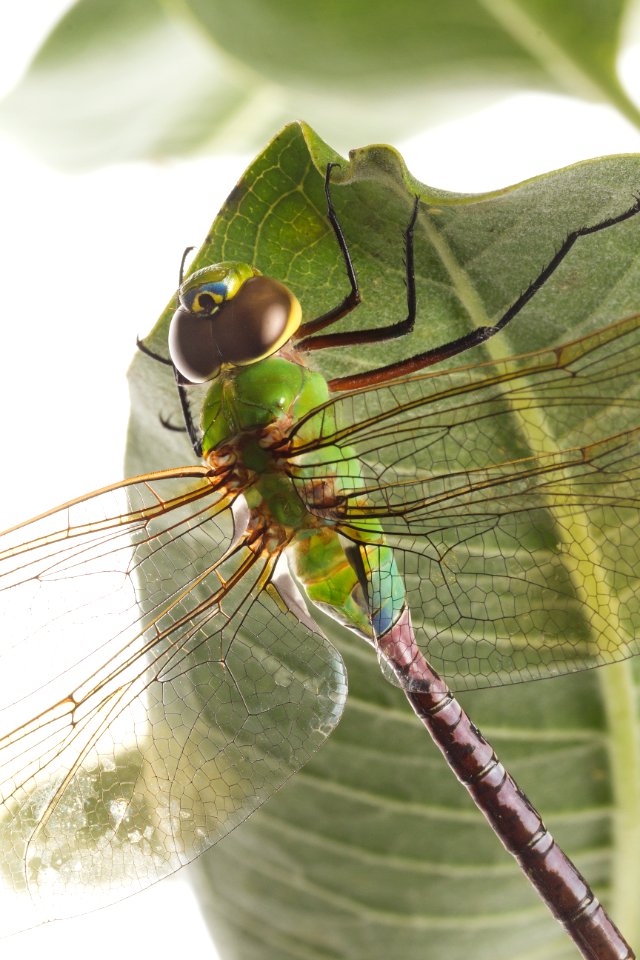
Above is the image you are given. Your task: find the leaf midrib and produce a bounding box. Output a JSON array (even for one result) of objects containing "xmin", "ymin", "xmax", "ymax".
[
  {"xmin": 477, "ymin": 0, "xmax": 640, "ymax": 129},
  {"xmin": 424, "ymin": 200, "xmax": 640, "ymax": 939}
]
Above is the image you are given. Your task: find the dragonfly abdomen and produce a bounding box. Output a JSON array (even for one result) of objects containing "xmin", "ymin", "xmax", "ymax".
[{"xmin": 377, "ymin": 608, "xmax": 633, "ymax": 960}]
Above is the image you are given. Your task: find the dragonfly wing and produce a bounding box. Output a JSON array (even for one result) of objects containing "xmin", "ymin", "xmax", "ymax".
[
  {"xmin": 0, "ymin": 468, "xmax": 346, "ymax": 933},
  {"xmin": 289, "ymin": 314, "xmax": 640, "ymax": 690}
]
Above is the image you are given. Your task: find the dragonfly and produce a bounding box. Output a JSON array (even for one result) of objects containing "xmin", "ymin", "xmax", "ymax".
[{"xmin": 1, "ymin": 160, "xmax": 639, "ymax": 960}]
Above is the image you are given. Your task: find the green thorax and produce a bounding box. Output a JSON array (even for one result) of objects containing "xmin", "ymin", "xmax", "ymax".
[
  {"xmin": 200, "ymin": 352, "xmax": 406, "ymax": 641},
  {"xmin": 200, "ymin": 355, "xmax": 331, "ymax": 456},
  {"xmin": 201, "ymin": 355, "xmax": 334, "ymax": 529},
  {"xmin": 200, "ymin": 354, "xmax": 370, "ymax": 528}
]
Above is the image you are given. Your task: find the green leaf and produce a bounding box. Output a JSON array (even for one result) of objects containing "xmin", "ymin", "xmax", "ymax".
[
  {"xmin": 0, "ymin": 0, "xmax": 253, "ymax": 169},
  {"xmin": 2, "ymin": 0, "xmax": 639, "ymax": 169},
  {"xmin": 127, "ymin": 122, "xmax": 640, "ymax": 958}
]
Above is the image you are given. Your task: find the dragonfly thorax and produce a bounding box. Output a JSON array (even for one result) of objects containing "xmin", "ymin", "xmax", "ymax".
[
  {"xmin": 199, "ymin": 355, "xmax": 331, "ymax": 457},
  {"xmin": 201, "ymin": 355, "xmax": 341, "ymax": 539},
  {"xmin": 169, "ymin": 261, "xmax": 302, "ymax": 383}
]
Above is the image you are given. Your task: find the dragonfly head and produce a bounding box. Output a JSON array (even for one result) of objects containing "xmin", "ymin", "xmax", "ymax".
[{"xmin": 169, "ymin": 261, "xmax": 302, "ymax": 383}]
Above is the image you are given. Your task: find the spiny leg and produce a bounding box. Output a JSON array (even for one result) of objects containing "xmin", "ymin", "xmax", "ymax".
[
  {"xmin": 297, "ymin": 195, "xmax": 419, "ymax": 352},
  {"xmin": 135, "ymin": 244, "xmax": 195, "ymax": 365},
  {"xmin": 136, "ymin": 336, "xmax": 172, "ymax": 366},
  {"xmin": 137, "ymin": 239, "xmax": 205, "ymax": 457},
  {"xmin": 327, "ymin": 194, "xmax": 640, "ymax": 392},
  {"xmin": 174, "ymin": 368, "xmax": 202, "ymax": 457},
  {"xmin": 179, "ymin": 245, "xmax": 194, "ymax": 286},
  {"xmin": 136, "ymin": 336, "xmax": 202, "ymax": 457},
  {"xmin": 295, "ymin": 163, "xmax": 361, "ymax": 339}
]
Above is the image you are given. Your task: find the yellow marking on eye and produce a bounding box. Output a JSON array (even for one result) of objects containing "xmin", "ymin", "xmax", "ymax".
[{"xmin": 193, "ymin": 290, "xmax": 225, "ymax": 312}]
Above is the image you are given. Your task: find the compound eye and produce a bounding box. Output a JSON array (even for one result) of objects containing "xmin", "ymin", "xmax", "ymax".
[
  {"xmin": 213, "ymin": 276, "xmax": 301, "ymax": 365},
  {"xmin": 168, "ymin": 306, "xmax": 221, "ymax": 383}
]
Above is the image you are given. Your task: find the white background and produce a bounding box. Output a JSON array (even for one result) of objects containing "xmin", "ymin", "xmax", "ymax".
[{"xmin": 1, "ymin": 3, "xmax": 640, "ymax": 959}]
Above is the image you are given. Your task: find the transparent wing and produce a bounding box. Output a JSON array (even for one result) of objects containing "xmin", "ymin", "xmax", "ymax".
[
  {"xmin": 289, "ymin": 314, "xmax": 640, "ymax": 690},
  {"xmin": 0, "ymin": 467, "xmax": 346, "ymax": 934}
]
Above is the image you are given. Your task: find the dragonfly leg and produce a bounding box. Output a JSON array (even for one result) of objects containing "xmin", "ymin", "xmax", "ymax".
[
  {"xmin": 179, "ymin": 245, "xmax": 195, "ymax": 286},
  {"xmin": 175, "ymin": 370, "xmax": 202, "ymax": 458},
  {"xmin": 137, "ymin": 240, "xmax": 195, "ymax": 365},
  {"xmin": 136, "ymin": 335, "xmax": 172, "ymax": 366},
  {"xmin": 327, "ymin": 194, "xmax": 640, "ymax": 391},
  {"xmin": 137, "ymin": 337, "xmax": 203, "ymax": 457},
  {"xmin": 294, "ymin": 163, "xmax": 362, "ymax": 339},
  {"xmin": 136, "ymin": 241, "xmax": 196, "ymax": 363},
  {"xmin": 298, "ymin": 193, "xmax": 419, "ymax": 351},
  {"xmin": 159, "ymin": 413, "xmax": 187, "ymax": 434}
]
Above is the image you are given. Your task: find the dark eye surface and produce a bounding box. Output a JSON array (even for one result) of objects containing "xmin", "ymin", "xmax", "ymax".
[
  {"xmin": 168, "ymin": 306, "xmax": 221, "ymax": 383},
  {"xmin": 212, "ymin": 276, "xmax": 301, "ymax": 365},
  {"xmin": 168, "ymin": 274, "xmax": 300, "ymax": 383}
]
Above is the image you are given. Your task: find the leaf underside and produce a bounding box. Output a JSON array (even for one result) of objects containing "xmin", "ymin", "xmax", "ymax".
[{"xmin": 127, "ymin": 122, "xmax": 640, "ymax": 959}]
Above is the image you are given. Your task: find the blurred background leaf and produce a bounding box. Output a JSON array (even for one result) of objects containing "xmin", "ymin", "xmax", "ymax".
[{"xmin": 1, "ymin": 0, "xmax": 639, "ymax": 170}]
